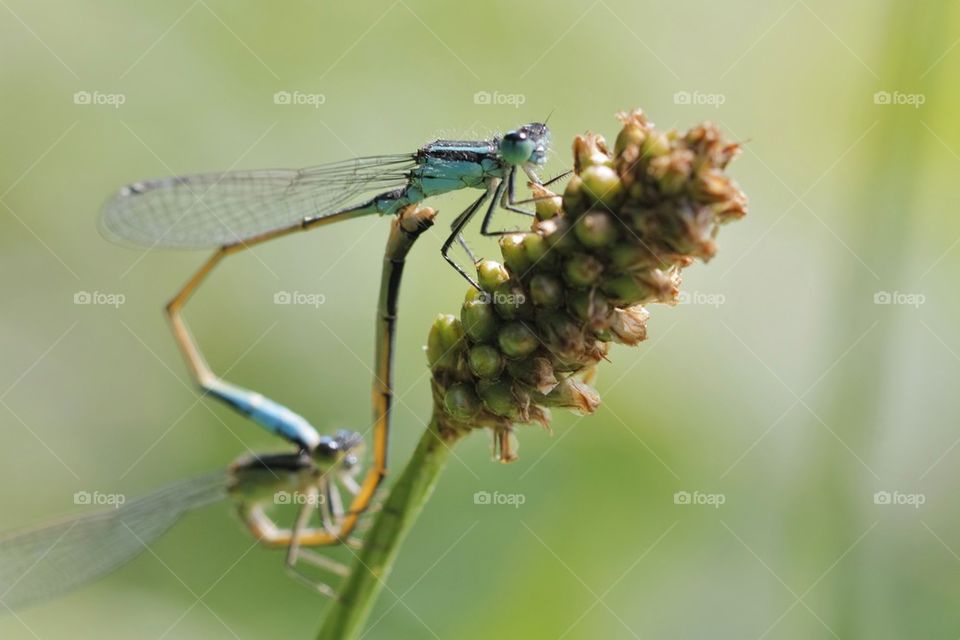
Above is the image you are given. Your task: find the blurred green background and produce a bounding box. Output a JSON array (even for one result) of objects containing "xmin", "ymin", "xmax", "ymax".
[{"xmin": 2, "ymin": 1, "xmax": 959, "ymax": 638}]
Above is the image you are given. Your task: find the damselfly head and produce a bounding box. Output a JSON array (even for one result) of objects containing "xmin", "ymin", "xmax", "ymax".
[
  {"xmin": 311, "ymin": 429, "xmax": 365, "ymax": 470},
  {"xmin": 500, "ymin": 123, "xmax": 550, "ymax": 167}
]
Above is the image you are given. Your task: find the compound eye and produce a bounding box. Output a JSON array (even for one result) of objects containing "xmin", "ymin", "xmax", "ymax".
[
  {"xmin": 500, "ymin": 131, "xmax": 535, "ymax": 165},
  {"xmin": 312, "ymin": 438, "xmax": 340, "ymax": 461}
]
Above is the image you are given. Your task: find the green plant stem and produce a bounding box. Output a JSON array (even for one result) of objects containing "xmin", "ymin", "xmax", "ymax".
[{"xmin": 316, "ymin": 415, "xmax": 466, "ymax": 640}]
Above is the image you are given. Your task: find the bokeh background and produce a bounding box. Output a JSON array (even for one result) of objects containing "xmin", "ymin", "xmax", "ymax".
[{"xmin": 2, "ymin": 1, "xmax": 959, "ymax": 638}]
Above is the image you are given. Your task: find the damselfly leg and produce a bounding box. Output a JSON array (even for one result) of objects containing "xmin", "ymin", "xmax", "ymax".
[
  {"xmin": 441, "ymin": 168, "xmax": 572, "ymax": 288},
  {"xmin": 481, "ymin": 167, "xmax": 573, "ymax": 235},
  {"xmin": 440, "ymin": 185, "xmax": 498, "ymax": 290},
  {"xmin": 229, "ymin": 432, "xmax": 367, "ymax": 598}
]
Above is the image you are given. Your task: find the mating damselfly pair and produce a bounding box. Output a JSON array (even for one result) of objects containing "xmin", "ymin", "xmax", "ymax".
[{"xmin": 0, "ymin": 122, "xmax": 564, "ymax": 608}]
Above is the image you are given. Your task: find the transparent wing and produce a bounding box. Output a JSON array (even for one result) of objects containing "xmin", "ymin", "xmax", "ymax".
[
  {"xmin": 0, "ymin": 472, "xmax": 229, "ymax": 611},
  {"xmin": 100, "ymin": 154, "xmax": 416, "ymax": 249}
]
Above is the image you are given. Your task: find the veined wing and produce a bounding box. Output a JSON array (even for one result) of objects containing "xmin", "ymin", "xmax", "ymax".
[
  {"xmin": 0, "ymin": 472, "xmax": 229, "ymax": 611},
  {"xmin": 100, "ymin": 154, "xmax": 416, "ymax": 249}
]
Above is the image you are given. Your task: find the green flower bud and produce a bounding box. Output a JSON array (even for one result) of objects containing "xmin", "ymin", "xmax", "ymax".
[
  {"xmin": 497, "ymin": 321, "xmax": 539, "ymax": 358},
  {"xmin": 601, "ymin": 274, "xmax": 655, "ymax": 305},
  {"xmin": 461, "ymin": 298, "xmax": 499, "ymax": 342},
  {"xmin": 529, "ymin": 273, "xmax": 564, "ymax": 309},
  {"xmin": 567, "ymin": 289, "xmax": 610, "ymax": 328},
  {"xmin": 574, "ymin": 211, "xmax": 619, "ymax": 248},
  {"xmin": 507, "ymin": 357, "xmax": 558, "ymax": 394},
  {"xmin": 573, "ymin": 133, "xmax": 614, "ymax": 171},
  {"xmin": 522, "ymin": 232, "xmax": 550, "ymax": 266},
  {"xmin": 468, "ymin": 344, "xmax": 504, "ymax": 379},
  {"xmin": 443, "ymin": 383, "xmax": 482, "ymax": 420},
  {"xmin": 580, "ymin": 165, "xmax": 624, "ymax": 209},
  {"xmin": 609, "ymin": 242, "xmax": 658, "ymax": 272},
  {"xmin": 478, "ymin": 380, "xmax": 521, "ymax": 419},
  {"xmin": 499, "ymin": 234, "xmax": 532, "ymax": 276},
  {"xmin": 464, "ymin": 287, "xmax": 484, "ymax": 302},
  {"xmin": 648, "ymin": 149, "xmax": 694, "ymax": 195},
  {"xmin": 427, "ymin": 314, "xmax": 465, "ymax": 371},
  {"xmin": 614, "ymin": 120, "xmax": 647, "ymax": 157},
  {"xmin": 537, "ymin": 311, "xmax": 585, "ymax": 362},
  {"xmin": 563, "ymin": 252, "xmax": 604, "ymax": 288},
  {"xmin": 562, "ymin": 175, "xmax": 586, "ymax": 213},
  {"xmin": 641, "ymin": 131, "xmax": 670, "ymax": 160},
  {"xmin": 493, "ymin": 281, "xmax": 533, "ymax": 320},
  {"xmin": 537, "ymin": 216, "xmax": 579, "ymax": 254},
  {"xmin": 594, "ymin": 328, "xmax": 613, "ymax": 342},
  {"xmin": 530, "ymin": 183, "xmax": 562, "ymax": 220},
  {"xmin": 477, "ymin": 260, "xmax": 510, "ymax": 293}
]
